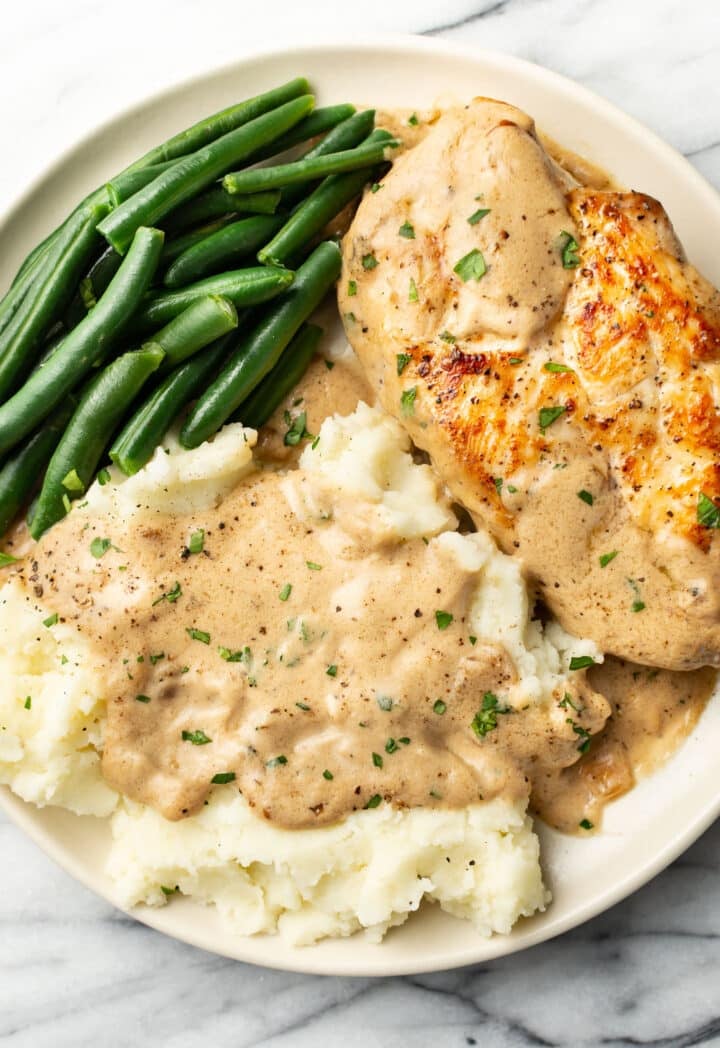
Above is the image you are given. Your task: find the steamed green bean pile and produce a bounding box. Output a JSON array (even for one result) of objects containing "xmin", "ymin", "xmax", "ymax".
[{"xmin": 0, "ymin": 79, "xmax": 398, "ymax": 541}]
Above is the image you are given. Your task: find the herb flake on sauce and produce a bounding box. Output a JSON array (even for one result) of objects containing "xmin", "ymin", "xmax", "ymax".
[
  {"xmin": 453, "ymin": 249, "xmax": 487, "ymax": 283},
  {"xmin": 398, "ymin": 220, "xmax": 416, "ymax": 239},
  {"xmin": 697, "ymin": 492, "xmax": 720, "ymax": 528},
  {"xmin": 467, "ymin": 208, "xmax": 490, "ymax": 225},
  {"xmin": 182, "ymin": 729, "xmax": 212, "ymax": 745},
  {"xmin": 539, "ymin": 405, "xmax": 567, "ymax": 433}
]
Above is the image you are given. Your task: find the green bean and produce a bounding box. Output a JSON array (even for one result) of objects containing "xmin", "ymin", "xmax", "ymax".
[
  {"xmin": 0, "ymin": 398, "xmax": 77, "ymax": 539},
  {"xmin": 161, "ymin": 217, "xmax": 236, "ymax": 266},
  {"xmin": 0, "ymin": 203, "xmax": 110, "ymax": 400},
  {"xmin": 223, "ymin": 136, "xmax": 396, "ymax": 196},
  {"xmin": 124, "ymin": 78, "xmax": 311, "ymax": 173},
  {"xmin": 249, "ymin": 104, "xmax": 356, "ymax": 162},
  {"xmin": 7, "ymin": 187, "xmax": 111, "ymax": 294},
  {"xmin": 131, "ymin": 266, "xmax": 293, "ymax": 333},
  {"xmin": 63, "ymin": 246, "xmax": 123, "ymax": 331},
  {"xmin": 259, "ymin": 129, "xmax": 392, "ymax": 267},
  {"xmin": 0, "ymin": 249, "xmax": 47, "ymax": 338},
  {"xmin": 5, "ymin": 79, "xmax": 310, "ymax": 295},
  {"xmin": 146, "ymin": 295, "xmax": 237, "ymax": 370},
  {"xmin": 98, "ymin": 95, "xmax": 315, "ymax": 254},
  {"xmin": 234, "ymin": 323, "xmax": 322, "ymax": 428},
  {"xmin": 180, "ymin": 240, "xmax": 340, "ymax": 448},
  {"xmin": 163, "ymin": 215, "xmax": 284, "ymax": 289},
  {"xmin": 110, "ymin": 335, "xmax": 233, "ymax": 475},
  {"xmin": 0, "ymin": 226, "xmax": 164, "ymax": 457},
  {"xmin": 164, "ymin": 189, "xmax": 282, "ymax": 233},
  {"xmin": 280, "ymin": 109, "xmax": 376, "ymax": 207},
  {"xmin": 107, "ymin": 161, "xmax": 177, "ymax": 206},
  {"xmin": 30, "ymin": 345, "xmax": 165, "ymax": 538}
]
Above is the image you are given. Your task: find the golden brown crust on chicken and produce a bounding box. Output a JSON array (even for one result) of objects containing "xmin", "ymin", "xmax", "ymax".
[{"xmin": 340, "ymin": 99, "xmax": 720, "ymax": 670}]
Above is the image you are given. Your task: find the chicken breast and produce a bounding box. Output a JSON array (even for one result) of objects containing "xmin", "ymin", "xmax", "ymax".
[{"xmin": 339, "ymin": 99, "xmax": 720, "ymax": 670}]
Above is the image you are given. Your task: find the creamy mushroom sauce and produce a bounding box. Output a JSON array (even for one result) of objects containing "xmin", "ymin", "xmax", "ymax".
[
  {"xmin": 18, "ymin": 459, "xmax": 605, "ymax": 829},
  {"xmin": 533, "ymin": 657, "xmax": 715, "ymax": 832}
]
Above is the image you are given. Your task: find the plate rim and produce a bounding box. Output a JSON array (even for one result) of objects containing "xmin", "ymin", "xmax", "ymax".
[{"xmin": 1, "ymin": 32, "xmax": 719, "ymax": 977}]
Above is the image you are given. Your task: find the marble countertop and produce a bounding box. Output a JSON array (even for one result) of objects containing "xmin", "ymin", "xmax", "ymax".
[{"xmin": 2, "ymin": 1, "xmax": 720, "ymax": 1044}]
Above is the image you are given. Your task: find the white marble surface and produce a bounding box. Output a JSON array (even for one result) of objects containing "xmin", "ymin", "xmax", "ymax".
[{"xmin": 2, "ymin": 1, "xmax": 720, "ymax": 1044}]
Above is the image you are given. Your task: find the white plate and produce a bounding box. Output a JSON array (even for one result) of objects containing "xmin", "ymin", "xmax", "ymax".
[{"xmin": 1, "ymin": 35, "xmax": 719, "ymax": 977}]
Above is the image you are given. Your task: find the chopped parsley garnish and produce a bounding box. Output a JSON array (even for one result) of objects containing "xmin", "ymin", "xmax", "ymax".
[
  {"xmin": 60, "ymin": 654, "xmax": 69, "ymax": 665},
  {"xmin": 323, "ymin": 769, "xmax": 334, "ymax": 780},
  {"xmin": 467, "ymin": 207, "xmax": 490, "ymax": 225},
  {"xmin": 468, "ymin": 635, "xmax": 477, "ymax": 646},
  {"xmin": 561, "ymin": 231, "xmax": 581, "ymax": 268},
  {"xmin": 632, "ymin": 600, "xmax": 646, "ymax": 613},
  {"xmin": 344, "ymin": 311, "xmax": 356, "ymax": 324},
  {"xmin": 399, "ymin": 737, "xmax": 411, "ymax": 745},
  {"xmin": 577, "ymin": 489, "xmax": 594, "ymax": 506},
  {"xmin": 539, "ymin": 405, "xmax": 567, "ymax": 433},
  {"xmin": 97, "ymin": 468, "xmax": 111, "ymax": 486},
  {"xmin": 453, "ymin": 248, "xmax": 487, "ymax": 282},
  {"xmin": 326, "ymin": 664, "xmax": 338, "ymax": 677},
  {"xmin": 439, "ymin": 330, "xmax": 456, "ymax": 344},
  {"xmin": 399, "ymin": 220, "xmax": 416, "ymax": 239},
  {"xmin": 559, "ymin": 693, "xmax": 579, "ymax": 712},
  {"xmin": 433, "ymin": 699, "xmax": 447, "ymax": 715},
  {"xmin": 435, "ymin": 610, "xmax": 453, "ymax": 630},
  {"xmin": 266, "ymin": 755, "xmax": 287, "ymax": 767},
  {"xmin": 579, "ymin": 818, "xmax": 593, "ymax": 830},
  {"xmin": 218, "ymin": 646, "xmax": 245, "ymax": 662},
  {"xmin": 306, "ymin": 561, "xmax": 322, "ymax": 571},
  {"xmin": 283, "ymin": 410, "xmax": 312, "ymax": 447},
  {"xmin": 347, "ymin": 279, "xmax": 357, "ymax": 297},
  {"xmin": 90, "ymin": 537, "xmax": 112, "ymax": 559},
  {"xmin": 628, "ymin": 578, "xmax": 646, "ymax": 613},
  {"xmin": 408, "ymin": 277, "xmax": 419, "ymax": 302},
  {"xmin": 152, "ymin": 581, "xmax": 182, "ymax": 606},
  {"xmin": 135, "ymin": 694, "xmax": 151, "ymax": 704},
  {"xmin": 385, "ymin": 738, "xmax": 399, "ymax": 754},
  {"xmin": 407, "ymin": 113, "xmax": 419, "ymax": 126},
  {"xmin": 211, "ymin": 772, "xmax": 236, "ymax": 785},
  {"xmin": 182, "ymin": 729, "xmax": 211, "ymax": 745},
  {"xmin": 149, "ymin": 652, "xmax": 165, "ymax": 665},
  {"xmin": 188, "ymin": 529, "xmax": 205, "ymax": 555},
  {"xmin": 566, "ymin": 718, "xmax": 591, "ymax": 753},
  {"xmin": 400, "ymin": 387, "xmax": 417, "ymax": 416},
  {"xmin": 697, "ymin": 492, "xmax": 720, "ymax": 529},
  {"xmin": 544, "ymin": 361, "xmax": 574, "ymax": 374},
  {"xmin": 494, "ymin": 477, "xmax": 503, "ymax": 495},
  {"xmin": 279, "ymin": 583, "xmax": 292, "ymax": 602},
  {"xmin": 24, "ymin": 696, "xmax": 31, "ymax": 710},
  {"xmin": 372, "ymin": 752, "xmax": 384, "ymax": 768},
  {"xmin": 376, "ymin": 694, "xmax": 394, "ymax": 712},
  {"xmin": 569, "ymin": 655, "xmax": 596, "ymax": 671},
  {"xmin": 509, "ymin": 356, "xmax": 524, "ymax": 365},
  {"xmin": 507, "ymin": 485, "xmax": 518, "ymax": 494},
  {"xmin": 364, "ymin": 794, "xmax": 382, "ymax": 809},
  {"xmin": 0, "ymin": 552, "xmax": 18, "ymax": 568},
  {"xmin": 160, "ymin": 886, "xmax": 177, "ymax": 896},
  {"xmin": 362, "ymin": 253, "xmax": 379, "ymax": 270},
  {"xmin": 43, "ymin": 613, "xmax": 59, "ymax": 628},
  {"xmin": 396, "ymin": 353, "xmax": 412, "ymax": 376},
  {"xmin": 295, "ymin": 701, "xmax": 311, "ymax": 711},
  {"xmin": 370, "ymin": 182, "xmax": 382, "ymax": 193},
  {"xmin": 599, "ymin": 551, "xmax": 618, "ymax": 568},
  {"xmin": 471, "ymin": 692, "xmax": 508, "ymax": 737},
  {"xmin": 186, "ymin": 627, "xmax": 210, "ymax": 645},
  {"xmin": 61, "ymin": 468, "xmax": 84, "ymax": 493}
]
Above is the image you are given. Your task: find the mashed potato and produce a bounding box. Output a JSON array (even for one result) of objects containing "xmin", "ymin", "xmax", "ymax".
[{"xmin": 0, "ymin": 404, "xmax": 606, "ymax": 944}]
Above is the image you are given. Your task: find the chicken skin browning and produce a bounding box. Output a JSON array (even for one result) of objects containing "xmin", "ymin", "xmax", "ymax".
[{"xmin": 339, "ymin": 99, "xmax": 720, "ymax": 670}]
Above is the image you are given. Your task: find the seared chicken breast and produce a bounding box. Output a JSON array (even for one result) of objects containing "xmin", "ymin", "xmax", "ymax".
[{"xmin": 339, "ymin": 99, "xmax": 720, "ymax": 670}]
